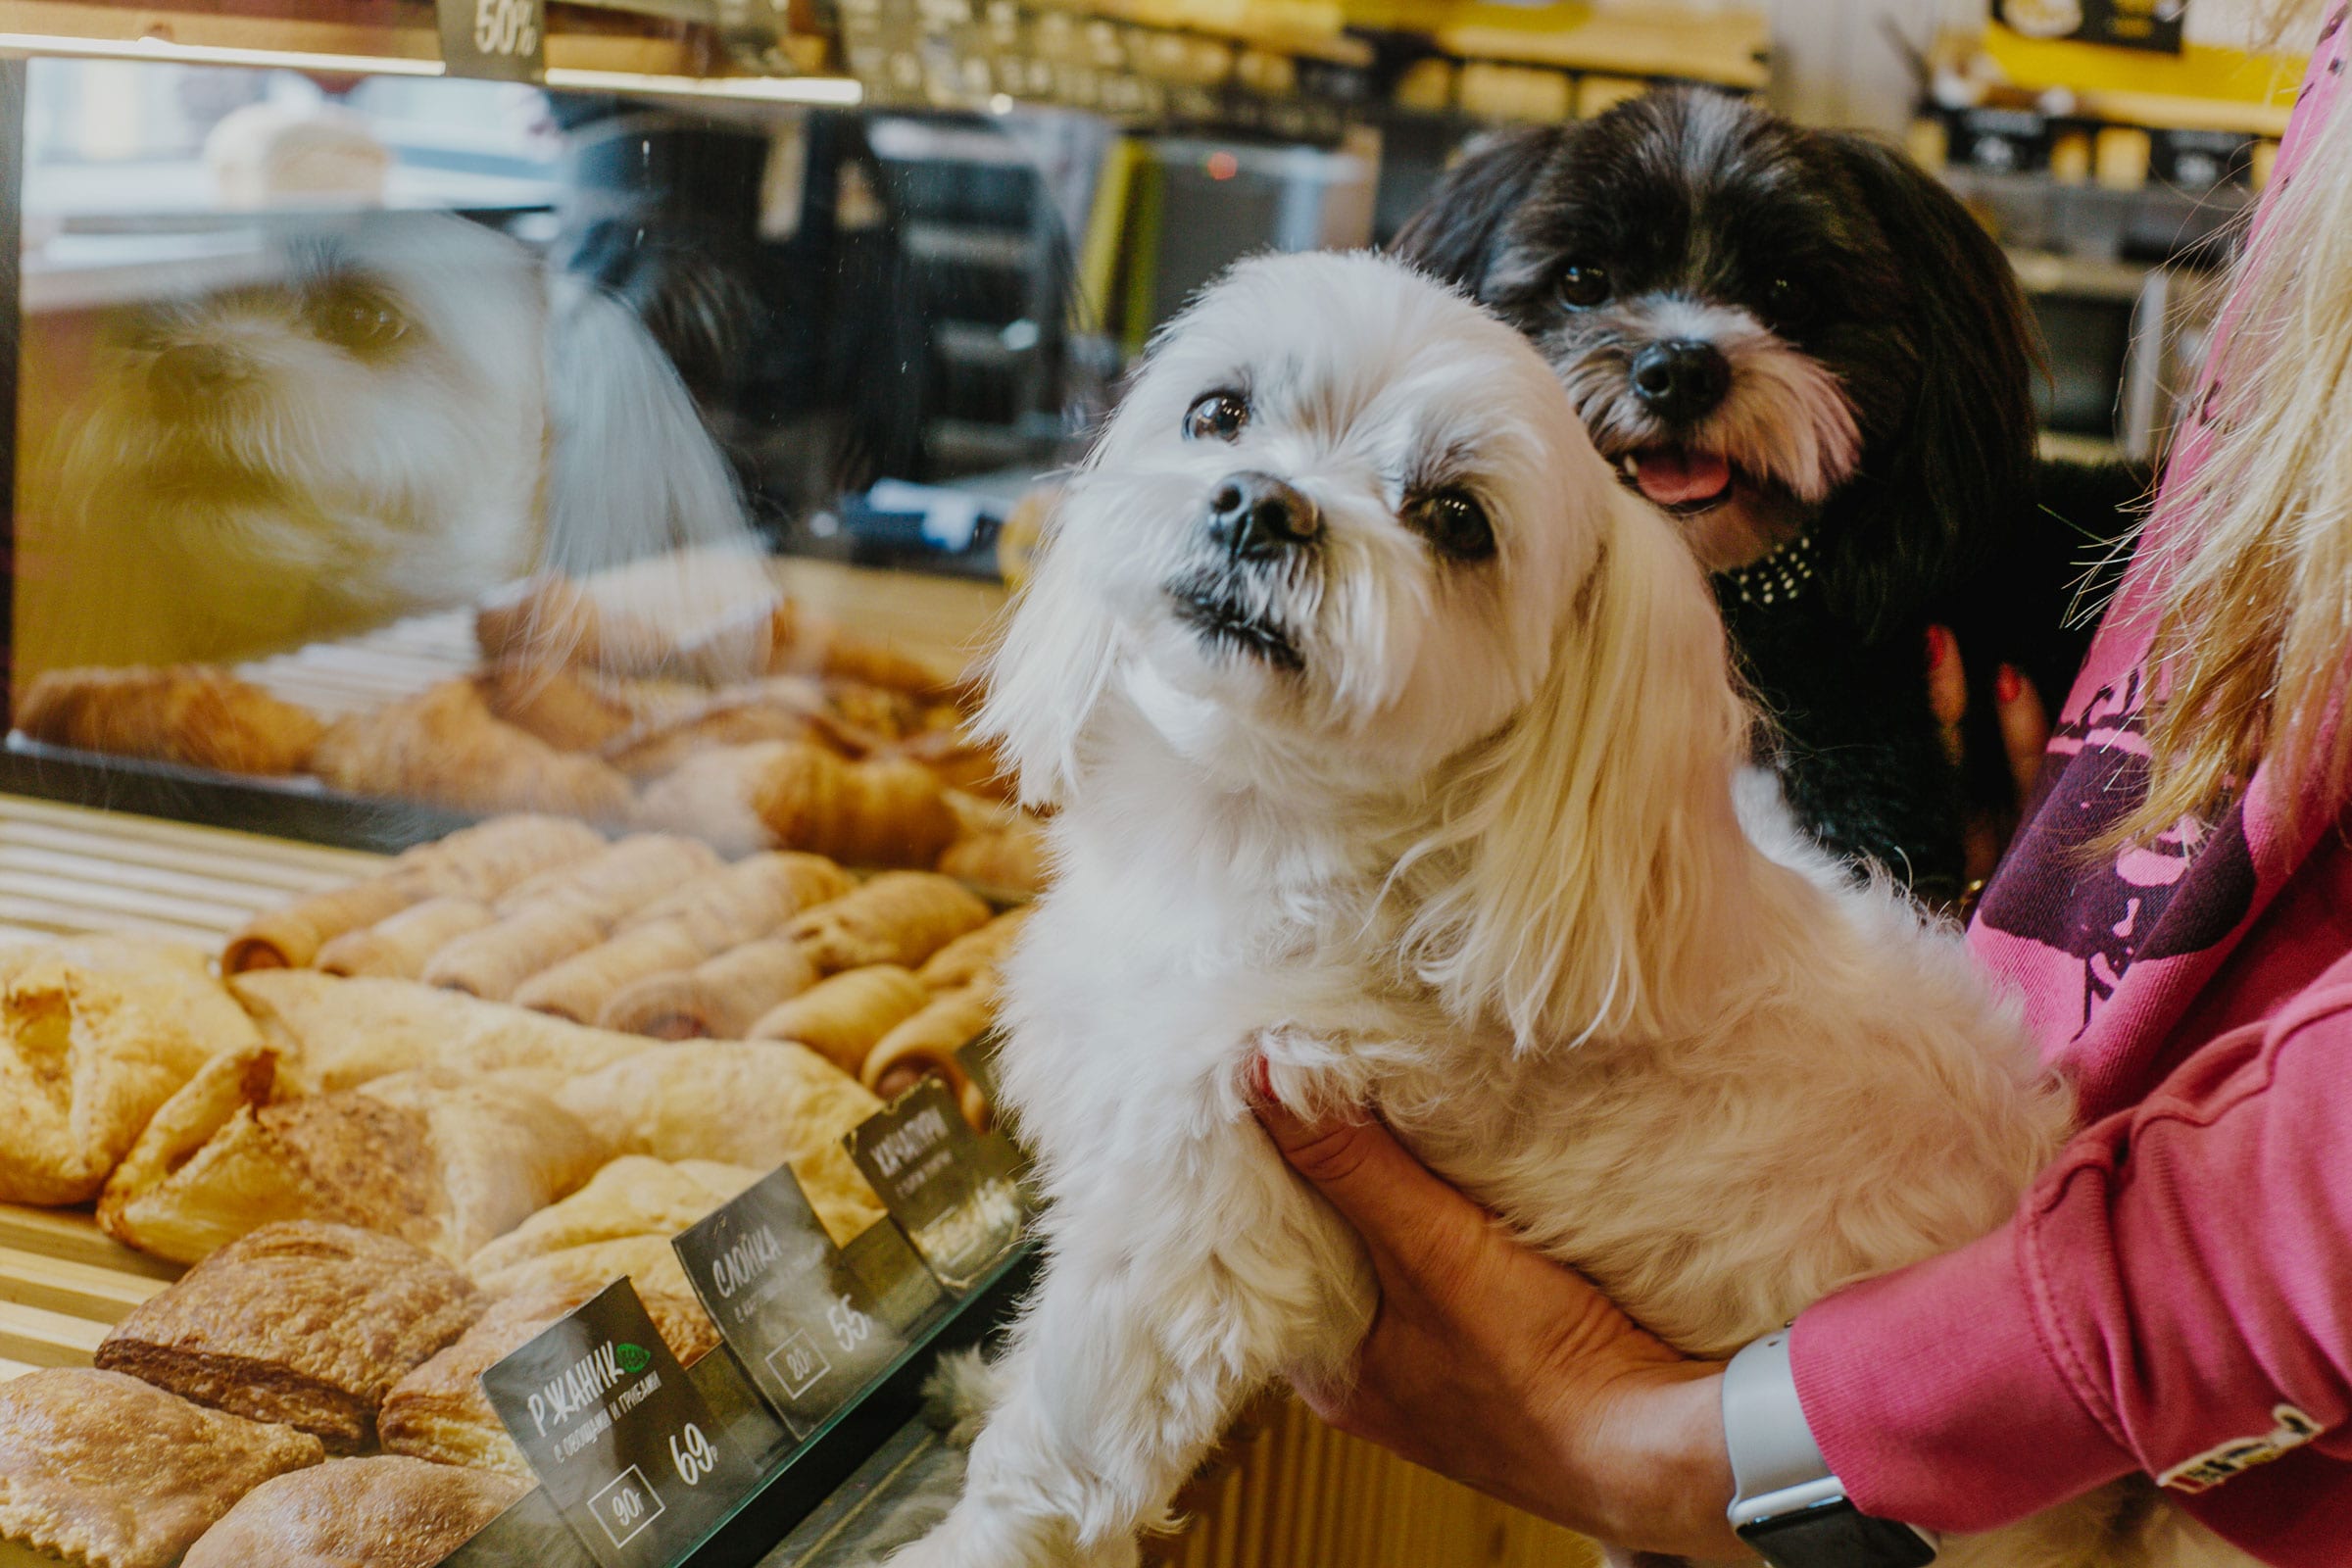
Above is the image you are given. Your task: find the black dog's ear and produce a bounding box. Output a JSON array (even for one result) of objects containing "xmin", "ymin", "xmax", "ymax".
[
  {"xmin": 1390, "ymin": 126, "xmax": 1564, "ymax": 295},
  {"xmin": 1818, "ymin": 134, "xmax": 2038, "ymax": 638}
]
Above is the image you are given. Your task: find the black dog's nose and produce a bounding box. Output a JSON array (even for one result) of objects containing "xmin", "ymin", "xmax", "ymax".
[
  {"xmin": 1628, "ymin": 339, "xmax": 1730, "ymax": 423},
  {"xmin": 148, "ymin": 344, "xmax": 243, "ymax": 402},
  {"xmin": 1206, "ymin": 471, "xmax": 1320, "ymax": 560}
]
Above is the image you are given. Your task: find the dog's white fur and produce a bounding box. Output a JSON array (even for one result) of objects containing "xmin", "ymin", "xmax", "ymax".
[
  {"xmin": 36, "ymin": 212, "xmax": 747, "ymax": 668},
  {"xmin": 894, "ymin": 252, "xmax": 2248, "ymax": 1568}
]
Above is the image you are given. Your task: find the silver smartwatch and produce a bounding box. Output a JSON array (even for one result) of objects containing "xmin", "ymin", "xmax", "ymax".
[{"xmin": 1722, "ymin": 1330, "xmax": 1938, "ymax": 1568}]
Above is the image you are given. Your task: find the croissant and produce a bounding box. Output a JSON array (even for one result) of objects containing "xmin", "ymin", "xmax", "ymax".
[
  {"xmin": 475, "ymin": 569, "xmax": 790, "ymax": 686},
  {"xmin": 471, "ymin": 661, "xmax": 697, "ymax": 753},
  {"xmin": 16, "ymin": 664, "xmax": 326, "ymax": 775},
  {"xmin": 595, "ymin": 937, "xmax": 817, "ymax": 1040},
  {"xmin": 937, "ymin": 817, "xmax": 1050, "ymax": 897},
  {"xmin": 751, "ymin": 743, "xmax": 961, "ymax": 867},
  {"xmin": 309, "ymin": 679, "xmax": 634, "ymax": 822},
  {"xmin": 314, "ymin": 897, "xmax": 492, "ymax": 980},
  {"xmin": 861, "ymin": 979, "xmax": 998, "ymax": 1127},
  {"xmin": 748, "ymin": 964, "xmax": 931, "ymax": 1075},
  {"xmin": 601, "ymin": 676, "xmax": 845, "ymax": 779},
  {"xmin": 916, "ymin": 907, "xmax": 1033, "ymax": 990},
  {"xmin": 425, "ymin": 835, "xmax": 721, "ymax": 1001},
  {"xmin": 787, "ymin": 871, "xmax": 991, "ymax": 973}
]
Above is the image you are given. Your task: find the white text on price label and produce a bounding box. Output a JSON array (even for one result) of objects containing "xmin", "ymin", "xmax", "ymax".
[{"xmin": 436, "ymin": 0, "xmax": 545, "ymax": 81}]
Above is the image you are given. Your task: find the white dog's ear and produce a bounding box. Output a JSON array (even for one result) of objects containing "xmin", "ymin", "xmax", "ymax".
[
  {"xmin": 540, "ymin": 272, "xmax": 754, "ymax": 574},
  {"xmin": 975, "ymin": 490, "xmax": 1120, "ymax": 808},
  {"xmin": 1406, "ymin": 498, "xmax": 1754, "ymax": 1047}
]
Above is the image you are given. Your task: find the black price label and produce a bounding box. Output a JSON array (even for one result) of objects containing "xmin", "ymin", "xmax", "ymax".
[
  {"xmin": 847, "ymin": 1077, "xmax": 1026, "ymax": 1292},
  {"xmin": 438, "ymin": 0, "xmax": 547, "ymax": 82},
  {"xmin": 1995, "ymin": 0, "xmax": 2183, "ymax": 54},
  {"xmin": 672, "ymin": 1166, "xmax": 945, "ymax": 1438},
  {"xmin": 478, "ymin": 1280, "xmax": 765, "ymax": 1568}
]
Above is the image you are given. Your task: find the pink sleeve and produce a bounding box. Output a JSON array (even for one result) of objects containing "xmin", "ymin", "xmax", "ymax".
[{"xmin": 1788, "ymin": 973, "xmax": 2352, "ymax": 1535}]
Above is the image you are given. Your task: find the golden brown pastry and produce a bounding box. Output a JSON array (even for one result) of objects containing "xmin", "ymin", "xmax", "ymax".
[
  {"xmin": 228, "ymin": 970, "xmax": 651, "ymax": 1095},
  {"xmin": 916, "ymin": 907, "xmax": 1032, "ymax": 990},
  {"xmin": 625, "ymin": 851, "xmax": 855, "ymax": 948},
  {"xmin": 554, "ymin": 1042, "xmax": 885, "ymax": 1244},
  {"xmin": 862, "ymin": 980, "xmax": 998, "ymax": 1125},
  {"xmin": 749, "ymin": 964, "xmax": 930, "ymax": 1076},
  {"xmin": 475, "ymin": 570, "xmax": 791, "ymax": 687},
  {"xmin": 509, "ymin": 921, "xmax": 707, "ymax": 1022},
  {"xmin": 787, "ymin": 871, "xmax": 992, "ymax": 973},
  {"xmin": 472, "ymin": 662, "xmax": 650, "ymax": 753},
  {"xmin": 314, "ymin": 896, "xmax": 493, "ymax": 980},
  {"xmin": 595, "ymin": 937, "xmax": 818, "ymax": 1041},
  {"xmin": 379, "ymin": 1280, "xmax": 716, "ymax": 1478},
  {"xmin": 467, "ymin": 1234, "xmax": 705, "ymax": 1325},
  {"xmin": 888, "ymin": 725, "xmax": 1013, "ymax": 803},
  {"xmin": 309, "ymin": 679, "xmax": 635, "ymax": 822},
  {"xmin": 97, "ymin": 1051, "xmax": 605, "ymax": 1264},
  {"xmin": 0, "ymin": 1368, "xmax": 323, "ymax": 1568},
  {"xmin": 0, "ymin": 937, "xmax": 264, "ymax": 1206},
  {"xmin": 420, "ymin": 833, "xmax": 721, "ymax": 1000},
  {"xmin": 95, "ymin": 1222, "xmax": 480, "ymax": 1452},
  {"xmin": 492, "ymin": 831, "xmax": 722, "ymax": 915},
  {"xmin": 16, "ymin": 664, "xmax": 325, "ymax": 776},
  {"xmin": 601, "ymin": 675, "xmax": 845, "ymax": 780},
  {"xmin": 938, "ymin": 818, "xmax": 1050, "ymax": 896},
  {"xmin": 629, "ymin": 743, "xmax": 786, "ymax": 856},
  {"xmin": 773, "ymin": 620, "xmax": 959, "ymax": 700},
  {"xmin": 466, "ymin": 1156, "xmax": 760, "ymax": 1282},
  {"xmin": 181, "ymin": 1456, "xmax": 524, "ymax": 1568},
  {"xmin": 754, "ymin": 744, "xmax": 961, "ymax": 868}
]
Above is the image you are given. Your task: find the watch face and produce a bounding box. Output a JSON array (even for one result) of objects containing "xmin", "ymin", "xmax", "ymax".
[{"xmin": 1740, "ymin": 1500, "xmax": 1936, "ymax": 1568}]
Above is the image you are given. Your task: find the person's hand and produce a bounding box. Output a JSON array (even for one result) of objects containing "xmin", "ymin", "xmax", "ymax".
[
  {"xmin": 1925, "ymin": 626, "xmax": 2053, "ymax": 888},
  {"xmin": 1249, "ymin": 1077, "xmax": 1742, "ymax": 1557}
]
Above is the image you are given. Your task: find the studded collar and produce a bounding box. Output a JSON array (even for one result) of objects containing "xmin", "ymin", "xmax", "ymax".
[{"xmin": 1714, "ymin": 530, "xmax": 1818, "ymax": 609}]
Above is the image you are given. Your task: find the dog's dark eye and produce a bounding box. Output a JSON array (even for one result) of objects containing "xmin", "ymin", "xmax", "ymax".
[
  {"xmin": 1554, "ymin": 264, "xmax": 1611, "ymax": 311},
  {"xmin": 1764, "ymin": 276, "xmax": 1810, "ymax": 328},
  {"xmin": 303, "ymin": 281, "xmax": 411, "ymax": 357},
  {"xmin": 1184, "ymin": 390, "xmax": 1250, "ymax": 442},
  {"xmin": 1407, "ymin": 488, "xmax": 1495, "ymax": 563}
]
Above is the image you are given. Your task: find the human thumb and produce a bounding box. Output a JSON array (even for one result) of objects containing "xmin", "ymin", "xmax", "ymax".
[{"xmin": 1249, "ymin": 1064, "xmax": 1477, "ymax": 1257}]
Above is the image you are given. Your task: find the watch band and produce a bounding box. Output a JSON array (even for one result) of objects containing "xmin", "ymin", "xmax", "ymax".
[{"xmin": 1722, "ymin": 1330, "xmax": 1938, "ymax": 1568}]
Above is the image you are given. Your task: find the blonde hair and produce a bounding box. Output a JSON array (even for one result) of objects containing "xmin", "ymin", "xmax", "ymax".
[{"xmin": 2120, "ymin": 78, "xmax": 2352, "ymax": 848}]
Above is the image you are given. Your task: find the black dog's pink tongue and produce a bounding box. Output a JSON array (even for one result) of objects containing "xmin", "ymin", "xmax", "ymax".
[{"xmin": 1631, "ymin": 449, "xmax": 1732, "ymax": 507}]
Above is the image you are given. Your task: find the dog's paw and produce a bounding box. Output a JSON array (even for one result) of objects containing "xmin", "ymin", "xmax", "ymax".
[{"xmin": 921, "ymin": 1348, "xmax": 1005, "ymax": 1447}]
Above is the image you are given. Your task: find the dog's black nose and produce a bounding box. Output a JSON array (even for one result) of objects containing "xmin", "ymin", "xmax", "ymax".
[
  {"xmin": 148, "ymin": 344, "xmax": 243, "ymax": 402},
  {"xmin": 1628, "ymin": 339, "xmax": 1730, "ymax": 423},
  {"xmin": 1206, "ymin": 471, "xmax": 1321, "ymax": 560}
]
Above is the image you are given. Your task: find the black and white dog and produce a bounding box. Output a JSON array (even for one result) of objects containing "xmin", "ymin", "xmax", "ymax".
[{"xmin": 1395, "ymin": 86, "xmax": 2137, "ymax": 899}]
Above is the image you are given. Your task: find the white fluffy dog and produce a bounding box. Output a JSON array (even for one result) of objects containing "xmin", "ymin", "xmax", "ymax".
[
  {"xmin": 36, "ymin": 211, "xmax": 747, "ymax": 668},
  {"xmin": 896, "ymin": 252, "xmax": 2249, "ymax": 1568}
]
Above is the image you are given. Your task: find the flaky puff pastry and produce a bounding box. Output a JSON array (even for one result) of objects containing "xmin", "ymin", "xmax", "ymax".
[
  {"xmin": 422, "ymin": 833, "xmax": 720, "ymax": 1000},
  {"xmin": 937, "ymin": 817, "xmax": 1050, "ymax": 897},
  {"xmin": 0, "ymin": 1369, "xmax": 322, "ymax": 1568},
  {"xmin": 309, "ymin": 679, "xmax": 634, "ymax": 823},
  {"xmin": 0, "ymin": 937, "xmax": 263, "ymax": 1206},
  {"xmin": 95, "ymin": 1221, "xmax": 480, "ymax": 1453},
  {"xmin": 181, "ymin": 1456, "xmax": 524, "ymax": 1568},
  {"xmin": 221, "ymin": 814, "xmax": 606, "ymax": 972},
  {"xmin": 595, "ymin": 937, "xmax": 818, "ymax": 1041},
  {"xmin": 916, "ymin": 907, "xmax": 1032, "ymax": 990},
  {"xmin": 862, "ymin": 980, "xmax": 998, "ymax": 1129},
  {"xmin": 15, "ymin": 664, "xmax": 326, "ymax": 776},
  {"xmin": 314, "ymin": 897, "xmax": 492, "ymax": 980},
  {"xmin": 749, "ymin": 964, "xmax": 930, "ymax": 1076},
  {"xmin": 472, "ymin": 662, "xmax": 701, "ymax": 754},
  {"xmin": 786, "ymin": 871, "xmax": 991, "ymax": 973},
  {"xmin": 466, "ymin": 1155, "xmax": 763, "ymax": 1283},
  {"xmin": 752, "ymin": 744, "xmax": 961, "ymax": 869},
  {"xmin": 379, "ymin": 1278, "xmax": 718, "ymax": 1479},
  {"xmin": 554, "ymin": 1042, "xmax": 885, "ymax": 1245},
  {"xmin": 475, "ymin": 569, "xmax": 790, "ymax": 687}
]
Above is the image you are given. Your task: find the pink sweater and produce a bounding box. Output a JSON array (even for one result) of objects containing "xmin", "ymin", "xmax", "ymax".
[{"xmin": 1788, "ymin": 17, "xmax": 2352, "ymax": 1562}]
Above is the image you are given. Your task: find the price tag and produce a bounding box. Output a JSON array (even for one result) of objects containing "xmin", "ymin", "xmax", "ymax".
[
  {"xmin": 478, "ymin": 1280, "xmax": 766, "ymax": 1568},
  {"xmin": 437, "ymin": 0, "xmax": 546, "ymax": 82},
  {"xmin": 672, "ymin": 1165, "xmax": 945, "ymax": 1438},
  {"xmin": 847, "ymin": 1077, "xmax": 1026, "ymax": 1292}
]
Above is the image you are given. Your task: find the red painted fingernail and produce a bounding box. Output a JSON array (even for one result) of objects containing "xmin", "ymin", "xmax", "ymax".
[
  {"xmin": 1996, "ymin": 664, "xmax": 2023, "ymax": 705},
  {"xmin": 1926, "ymin": 626, "xmax": 1950, "ymax": 671}
]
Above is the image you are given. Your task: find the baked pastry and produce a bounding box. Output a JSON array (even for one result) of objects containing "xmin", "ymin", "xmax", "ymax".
[
  {"xmin": 0, "ymin": 937, "xmax": 264, "ymax": 1205},
  {"xmin": 465, "ymin": 1156, "xmax": 763, "ymax": 1283},
  {"xmin": 752, "ymin": 744, "xmax": 961, "ymax": 868},
  {"xmin": 475, "ymin": 567, "xmax": 791, "ymax": 687},
  {"xmin": 221, "ymin": 814, "xmax": 606, "ymax": 971},
  {"xmin": 0, "ymin": 1368, "xmax": 323, "ymax": 1568},
  {"xmin": 422, "ymin": 833, "xmax": 721, "ymax": 999},
  {"xmin": 313, "ymin": 896, "xmax": 493, "ymax": 979},
  {"xmin": 595, "ymin": 937, "xmax": 818, "ymax": 1040},
  {"xmin": 749, "ymin": 964, "xmax": 930, "ymax": 1076},
  {"xmin": 16, "ymin": 664, "xmax": 325, "ymax": 776},
  {"xmin": 309, "ymin": 679, "xmax": 635, "ymax": 821},
  {"xmin": 379, "ymin": 1279, "xmax": 716, "ymax": 1478},
  {"xmin": 554, "ymin": 1042, "xmax": 885, "ymax": 1244},
  {"xmin": 888, "ymin": 725, "xmax": 1014, "ymax": 803},
  {"xmin": 228, "ymin": 970, "xmax": 651, "ymax": 1094},
  {"xmin": 492, "ymin": 831, "xmax": 721, "ymax": 914},
  {"xmin": 510, "ymin": 920, "xmax": 706, "ymax": 1022},
  {"xmin": 98, "ymin": 1051, "xmax": 604, "ymax": 1264},
  {"xmin": 630, "ymin": 742, "xmax": 790, "ymax": 855},
  {"xmin": 181, "ymin": 1455, "xmax": 525, "ymax": 1568},
  {"xmin": 862, "ymin": 979, "xmax": 998, "ymax": 1117},
  {"xmin": 937, "ymin": 818, "xmax": 1050, "ymax": 896},
  {"xmin": 601, "ymin": 676, "xmax": 845, "ymax": 780},
  {"xmin": 916, "ymin": 907, "xmax": 1032, "ymax": 990},
  {"xmin": 786, "ymin": 871, "xmax": 991, "ymax": 972},
  {"xmin": 471, "ymin": 661, "xmax": 703, "ymax": 754},
  {"xmin": 95, "ymin": 1222, "xmax": 480, "ymax": 1451}
]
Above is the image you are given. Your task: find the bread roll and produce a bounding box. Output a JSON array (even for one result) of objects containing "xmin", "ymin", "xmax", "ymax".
[
  {"xmin": 938, "ymin": 817, "xmax": 1049, "ymax": 896},
  {"xmin": 0, "ymin": 937, "xmax": 264, "ymax": 1206},
  {"xmin": 595, "ymin": 937, "xmax": 818, "ymax": 1040},
  {"xmin": 182, "ymin": 1456, "xmax": 524, "ymax": 1568},
  {"xmin": 96, "ymin": 1222, "xmax": 480, "ymax": 1451},
  {"xmin": 748, "ymin": 964, "xmax": 930, "ymax": 1076},
  {"xmin": 314, "ymin": 896, "xmax": 492, "ymax": 979},
  {"xmin": 465, "ymin": 1156, "xmax": 763, "ymax": 1283},
  {"xmin": 310, "ymin": 679, "xmax": 634, "ymax": 821},
  {"xmin": 787, "ymin": 871, "xmax": 991, "ymax": 972},
  {"xmin": 16, "ymin": 664, "xmax": 325, "ymax": 776},
  {"xmin": 0, "ymin": 1368, "xmax": 323, "ymax": 1568},
  {"xmin": 862, "ymin": 980, "xmax": 998, "ymax": 1122},
  {"xmin": 915, "ymin": 907, "xmax": 1032, "ymax": 990},
  {"xmin": 753, "ymin": 744, "xmax": 961, "ymax": 867}
]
